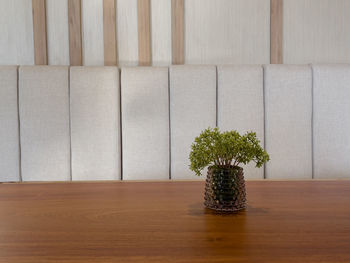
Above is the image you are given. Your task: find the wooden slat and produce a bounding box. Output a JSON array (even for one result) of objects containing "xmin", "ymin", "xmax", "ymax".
[
  {"xmin": 137, "ymin": 0, "xmax": 152, "ymax": 66},
  {"xmin": 32, "ymin": 0, "xmax": 48, "ymax": 65},
  {"xmin": 68, "ymin": 0, "xmax": 83, "ymax": 66},
  {"xmin": 103, "ymin": 0, "xmax": 118, "ymax": 66},
  {"xmin": 171, "ymin": 0, "xmax": 184, "ymax": 64},
  {"xmin": 270, "ymin": 0, "xmax": 283, "ymax": 64}
]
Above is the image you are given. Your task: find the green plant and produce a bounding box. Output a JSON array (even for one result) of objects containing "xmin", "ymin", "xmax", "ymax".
[{"xmin": 189, "ymin": 127, "xmax": 269, "ymax": 176}]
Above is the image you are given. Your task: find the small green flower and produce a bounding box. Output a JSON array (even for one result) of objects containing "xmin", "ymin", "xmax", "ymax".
[{"xmin": 189, "ymin": 127, "xmax": 270, "ymax": 176}]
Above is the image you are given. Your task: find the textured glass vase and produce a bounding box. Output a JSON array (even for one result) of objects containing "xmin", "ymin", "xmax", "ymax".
[{"xmin": 204, "ymin": 166, "xmax": 246, "ymax": 212}]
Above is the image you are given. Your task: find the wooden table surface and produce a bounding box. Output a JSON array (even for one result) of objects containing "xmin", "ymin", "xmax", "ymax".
[{"xmin": 1, "ymin": 181, "xmax": 350, "ymax": 263}]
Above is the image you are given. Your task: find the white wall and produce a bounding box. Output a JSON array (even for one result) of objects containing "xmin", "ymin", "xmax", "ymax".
[
  {"xmin": 117, "ymin": 0, "xmax": 138, "ymax": 66},
  {"xmin": 0, "ymin": 0, "xmax": 34, "ymax": 65},
  {"xmin": 151, "ymin": 0, "xmax": 172, "ymax": 66},
  {"xmin": 1, "ymin": 0, "xmax": 350, "ymax": 65},
  {"xmin": 284, "ymin": 0, "xmax": 350, "ymax": 64},
  {"xmin": 82, "ymin": 0, "xmax": 104, "ymax": 66},
  {"xmin": 185, "ymin": 0, "xmax": 270, "ymax": 64},
  {"xmin": 46, "ymin": 0, "xmax": 70, "ymax": 65}
]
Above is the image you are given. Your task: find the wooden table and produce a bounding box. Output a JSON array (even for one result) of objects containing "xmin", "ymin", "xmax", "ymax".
[{"xmin": 1, "ymin": 181, "xmax": 350, "ymax": 262}]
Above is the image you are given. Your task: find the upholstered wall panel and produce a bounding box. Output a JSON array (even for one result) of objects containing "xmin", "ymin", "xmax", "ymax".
[
  {"xmin": 46, "ymin": 0, "xmax": 70, "ymax": 65},
  {"xmin": 117, "ymin": 0, "xmax": 138, "ymax": 66},
  {"xmin": 313, "ymin": 64, "xmax": 350, "ymax": 179},
  {"xmin": 0, "ymin": 67, "xmax": 20, "ymax": 182},
  {"xmin": 19, "ymin": 66, "xmax": 70, "ymax": 181},
  {"xmin": 185, "ymin": 0, "xmax": 270, "ymax": 64},
  {"xmin": 121, "ymin": 67, "xmax": 169, "ymax": 180},
  {"xmin": 0, "ymin": 0, "xmax": 34, "ymax": 65},
  {"xmin": 284, "ymin": 0, "xmax": 350, "ymax": 64},
  {"xmin": 264, "ymin": 65, "xmax": 312, "ymax": 179},
  {"xmin": 70, "ymin": 67, "xmax": 121, "ymax": 180},
  {"xmin": 217, "ymin": 65, "xmax": 264, "ymax": 179},
  {"xmin": 151, "ymin": 0, "xmax": 171, "ymax": 66},
  {"xmin": 170, "ymin": 65, "xmax": 216, "ymax": 179},
  {"xmin": 82, "ymin": 0, "xmax": 104, "ymax": 66}
]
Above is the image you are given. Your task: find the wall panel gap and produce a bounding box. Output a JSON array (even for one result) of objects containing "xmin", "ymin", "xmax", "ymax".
[
  {"xmin": 263, "ymin": 65, "xmax": 267, "ymax": 179},
  {"xmin": 16, "ymin": 66, "xmax": 23, "ymax": 182}
]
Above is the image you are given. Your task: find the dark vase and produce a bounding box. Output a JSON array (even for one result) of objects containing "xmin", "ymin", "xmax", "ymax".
[{"xmin": 204, "ymin": 166, "xmax": 246, "ymax": 212}]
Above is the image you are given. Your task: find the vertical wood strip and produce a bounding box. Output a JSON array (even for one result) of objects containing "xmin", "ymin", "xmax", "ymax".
[
  {"xmin": 103, "ymin": 0, "xmax": 118, "ymax": 66},
  {"xmin": 32, "ymin": 0, "xmax": 48, "ymax": 65},
  {"xmin": 270, "ymin": 0, "xmax": 283, "ymax": 64},
  {"xmin": 68, "ymin": 0, "xmax": 83, "ymax": 66},
  {"xmin": 137, "ymin": 0, "xmax": 152, "ymax": 66},
  {"xmin": 171, "ymin": 0, "xmax": 184, "ymax": 65}
]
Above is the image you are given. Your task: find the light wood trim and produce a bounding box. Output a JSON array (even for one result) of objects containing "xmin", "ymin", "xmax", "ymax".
[
  {"xmin": 171, "ymin": 0, "xmax": 184, "ymax": 64},
  {"xmin": 32, "ymin": 0, "xmax": 48, "ymax": 65},
  {"xmin": 68, "ymin": 0, "xmax": 83, "ymax": 66},
  {"xmin": 270, "ymin": 0, "xmax": 283, "ymax": 64},
  {"xmin": 137, "ymin": 0, "xmax": 152, "ymax": 66},
  {"xmin": 103, "ymin": 0, "xmax": 118, "ymax": 66}
]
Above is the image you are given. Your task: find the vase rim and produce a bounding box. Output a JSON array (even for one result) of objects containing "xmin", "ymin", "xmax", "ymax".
[{"xmin": 208, "ymin": 165, "xmax": 243, "ymax": 171}]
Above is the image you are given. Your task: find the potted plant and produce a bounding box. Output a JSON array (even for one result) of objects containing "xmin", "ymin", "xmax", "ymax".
[{"xmin": 189, "ymin": 127, "xmax": 269, "ymax": 212}]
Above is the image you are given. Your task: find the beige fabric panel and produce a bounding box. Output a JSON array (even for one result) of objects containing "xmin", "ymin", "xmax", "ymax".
[
  {"xmin": 0, "ymin": 66, "xmax": 20, "ymax": 182},
  {"xmin": 313, "ymin": 64, "xmax": 350, "ymax": 179},
  {"xmin": 121, "ymin": 67, "xmax": 169, "ymax": 180},
  {"xmin": 19, "ymin": 66, "xmax": 70, "ymax": 181},
  {"xmin": 70, "ymin": 67, "xmax": 121, "ymax": 180},
  {"xmin": 264, "ymin": 65, "xmax": 312, "ymax": 179},
  {"xmin": 170, "ymin": 65, "xmax": 216, "ymax": 180},
  {"xmin": 217, "ymin": 65, "xmax": 264, "ymax": 179}
]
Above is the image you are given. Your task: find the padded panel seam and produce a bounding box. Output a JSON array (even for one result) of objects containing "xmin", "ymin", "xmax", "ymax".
[
  {"xmin": 215, "ymin": 65, "xmax": 218, "ymax": 127},
  {"xmin": 119, "ymin": 68, "xmax": 123, "ymax": 180},
  {"xmin": 17, "ymin": 66, "xmax": 23, "ymax": 182},
  {"xmin": 311, "ymin": 64, "xmax": 315, "ymax": 179},
  {"xmin": 168, "ymin": 67, "xmax": 171, "ymax": 180},
  {"xmin": 68, "ymin": 67, "xmax": 72, "ymax": 181},
  {"xmin": 263, "ymin": 65, "xmax": 267, "ymax": 179}
]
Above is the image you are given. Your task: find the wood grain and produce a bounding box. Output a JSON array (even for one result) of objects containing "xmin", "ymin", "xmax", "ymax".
[
  {"xmin": 68, "ymin": 0, "xmax": 82, "ymax": 66},
  {"xmin": 103, "ymin": 0, "xmax": 118, "ymax": 66},
  {"xmin": 32, "ymin": 0, "xmax": 48, "ymax": 65},
  {"xmin": 137, "ymin": 0, "xmax": 152, "ymax": 66},
  {"xmin": 1, "ymin": 181, "xmax": 350, "ymax": 262},
  {"xmin": 270, "ymin": 0, "xmax": 283, "ymax": 64},
  {"xmin": 171, "ymin": 0, "xmax": 184, "ymax": 64}
]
